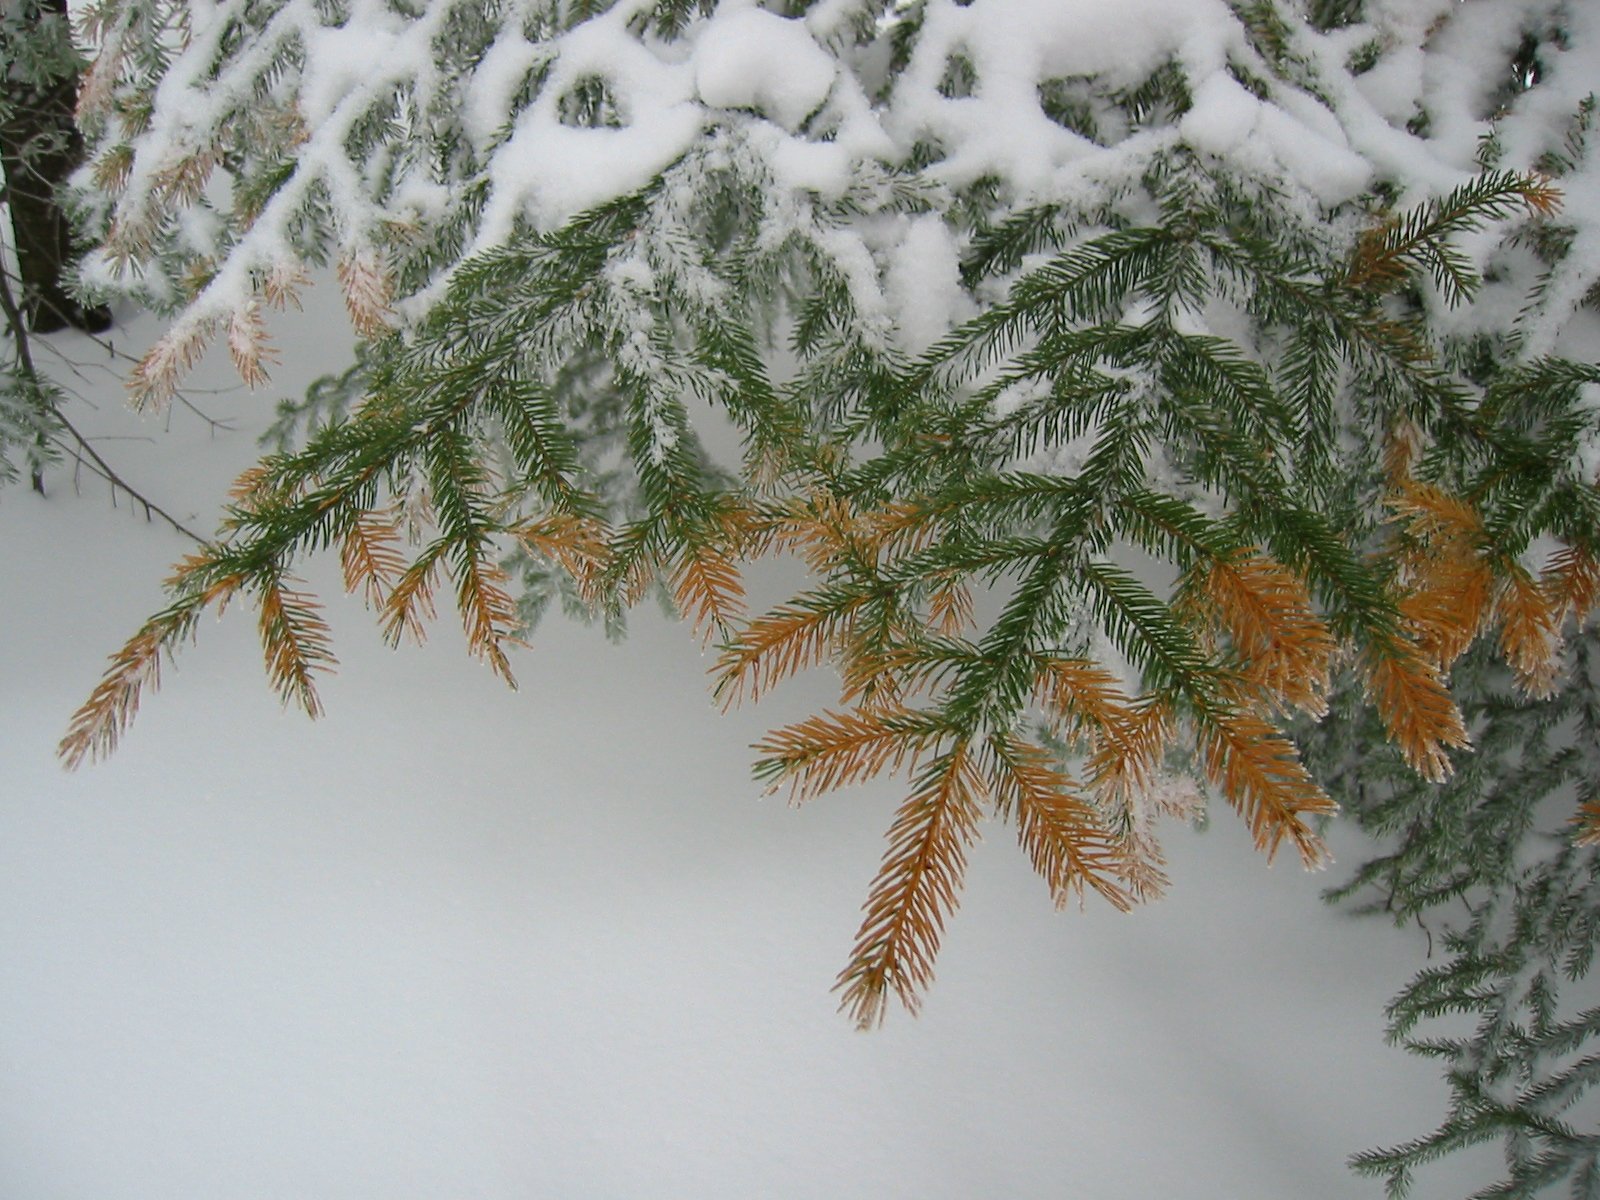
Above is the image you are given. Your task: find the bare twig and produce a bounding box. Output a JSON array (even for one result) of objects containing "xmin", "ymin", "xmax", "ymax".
[
  {"xmin": 0, "ymin": 260, "xmax": 239, "ymax": 435},
  {"xmin": 50, "ymin": 410, "xmax": 205, "ymax": 541},
  {"xmin": 0, "ymin": 241, "xmax": 48, "ymax": 489},
  {"xmin": 2, "ymin": 257, "xmax": 204, "ymax": 540}
]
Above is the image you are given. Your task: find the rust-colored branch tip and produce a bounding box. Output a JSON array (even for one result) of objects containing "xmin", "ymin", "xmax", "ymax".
[
  {"xmin": 1572, "ymin": 803, "xmax": 1600, "ymax": 847},
  {"xmin": 257, "ymin": 578, "xmax": 338, "ymax": 717},
  {"xmin": 338, "ymin": 247, "xmax": 397, "ymax": 340},
  {"xmin": 834, "ymin": 744, "xmax": 984, "ymax": 1028},
  {"xmin": 58, "ymin": 605, "xmax": 198, "ymax": 770},
  {"xmin": 1362, "ymin": 645, "xmax": 1472, "ymax": 784}
]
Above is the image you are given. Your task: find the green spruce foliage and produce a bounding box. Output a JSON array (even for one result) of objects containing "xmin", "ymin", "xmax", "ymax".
[
  {"xmin": 1307, "ymin": 630, "xmax": 1600, "ymax": 1199},
  {"xmin": 43, "ymin": 0, "xmax": 1600, "ymax": 1190},
  {"xmin": 61, "ymin": 146, "xmax": 1600, "ymax": 1033}
]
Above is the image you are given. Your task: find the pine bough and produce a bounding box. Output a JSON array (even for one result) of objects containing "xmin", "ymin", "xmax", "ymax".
[{"xmin": 29, "ymin": 0, "xmax": 1600, "ymax": 1191}]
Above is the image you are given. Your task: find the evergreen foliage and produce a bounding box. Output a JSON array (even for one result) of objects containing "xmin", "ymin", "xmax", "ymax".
[
  {"xmin": 2, "ymin": 0, "xmax": 120, "ymax": 496},
  {"xmin": 1, "ymin": 0, "xmax": 98, "ymax": 330},
  {"xmin": 39, "ymin": 0, "xmax": 1600, "ymax": 1187},
  {"xmin": 1, "ymin": 0, "xmax": 83, "ymax": 486},
  {"xmin": 1306, "ymin": 630, "xmax": 1600, "ymax": 1199},
  {"xmin": 59, "ymin": 144, "xmax": 1600, "ymax": 1033}
]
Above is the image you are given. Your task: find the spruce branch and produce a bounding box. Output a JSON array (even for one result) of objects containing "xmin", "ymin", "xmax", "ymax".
[
  {"xmin": 59, "ymin": 132, "xmax": 1600, "ymax": 1038},
  {"xmin": 751, "ymin": 703, "xmax": 949, "ymax": 804},
  {"xmin": 1347, "ymin": 172, "xmax": 1563, "ymax": 302},
  {"xmin": 835, "ymin": 742, "xmax": 986, "ymax": 1029},
  {"xmin": 56, "ymin": 593, "xmax": 205, "ymax": 768},
  {"xmin": 1194, "ymin": 706, "xmax": 1334, "ymax": 865},
  {"xmin": 986, "ymin": 731, "xmax": 1137, "ymax": 909},
  {"xmin": 255, "ymin": 570, "xmax": 337, "ymax": 716}
]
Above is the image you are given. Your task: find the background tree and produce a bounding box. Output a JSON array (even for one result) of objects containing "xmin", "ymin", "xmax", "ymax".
[
  {"xmin": 2, "ymin": 0, "xmax": 120, "ymax": 495},
  {"xmin": 1, "ymin": 0, "xmax": 111, "ymax": 332},
  {"xmin": 1301, "ymin": 629, "xmax": 1600, "ymax": 1199}
]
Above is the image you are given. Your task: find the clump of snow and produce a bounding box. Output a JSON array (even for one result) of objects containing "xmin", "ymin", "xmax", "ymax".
[
  {"xmin": 883, "ymin": 215, "xmax": 970, "ymax": 355},
  {"xmin": 881, "ymin": 0, "xmax": 1221, "ymax": 195},
  {"xmin": 814, "ymin": 225, "xmax": 893, "ymax": 346},
  {"xmin": 1353, "ymin": 45, "xmax": 1427, "ymax": 129},
  {"xmin": 463, "ymin": 36, "xmax": 550, "ymax": 151},
  {"xmin": 1254, "ymin": 105, "xmax": 1373, "ymax": 205},
  {"xmin": 693, "ymin": 5, "xmax": 837, "ymax": 132},
  {"xmin": 299, "ymin": 20, "xmax": 405, "ymax": 125},
  {"xmin": 1179, "ymin": 62, "xmax": 1369, "ymax": 204},
  {"xmin": 1180, "ymin": 74, "xmax": 1261, "ymax": 156},
  {"xmin": 474, "ymin": 6, "xmax": 705, "ymax": 242},
  {"xmin": 765, "ymin": 130, "xmax": 854, "ymax": 198},
  {"xmin": 72, "ymin": 0, "xmax": 1600, "ymax": 391}
]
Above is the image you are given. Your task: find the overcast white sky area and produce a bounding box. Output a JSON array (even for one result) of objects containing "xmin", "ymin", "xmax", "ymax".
[{"xmin": 0, "ymin": 284, "xmax": 1511, "ymax": 1199}]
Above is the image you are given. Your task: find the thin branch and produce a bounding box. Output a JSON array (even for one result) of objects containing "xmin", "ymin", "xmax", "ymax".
[
  {"xmin": 0, "ymin": 260, "xmax": 239, "ymax": 433},
  {"xmin": 51, "ymin": 410, "xmax": 205, "ymax": 541},
  {"xmin": 0, "ymin": 253, "xmax": 207, "ymax": 540},
  {"xmin": 0, "ymin": 242, "xmax": 48, "ymax": 492}
]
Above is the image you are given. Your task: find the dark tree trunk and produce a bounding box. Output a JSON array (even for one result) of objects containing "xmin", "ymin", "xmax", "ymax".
[{"xmin": 0, "ymin": 0, "xmax": 111, "ymax": 335}]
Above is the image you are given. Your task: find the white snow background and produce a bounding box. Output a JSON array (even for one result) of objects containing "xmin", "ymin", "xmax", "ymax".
[{"xmin": 0, "ymin": 282, "xmax": 1503, "ymax": 1198}]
